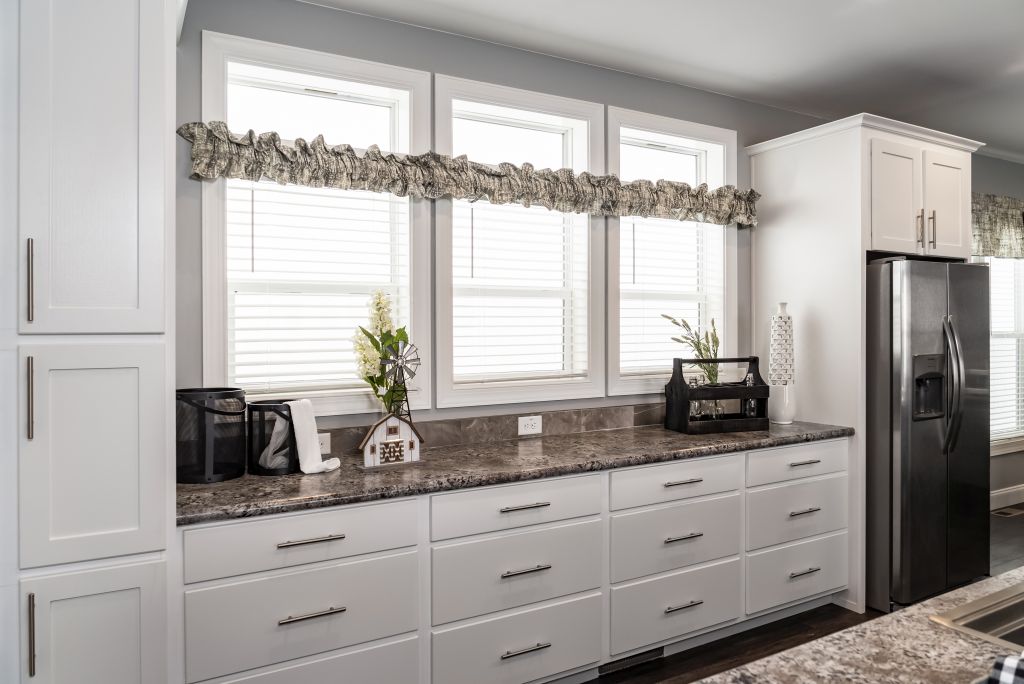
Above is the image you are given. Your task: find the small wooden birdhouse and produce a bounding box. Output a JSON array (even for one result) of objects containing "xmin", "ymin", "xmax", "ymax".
[{"xmin": 359, "ymin": 413, "xmax": 424, "ymax": 468}]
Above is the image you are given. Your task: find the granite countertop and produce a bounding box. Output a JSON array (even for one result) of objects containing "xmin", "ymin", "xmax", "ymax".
[
  {"xmin": 177, "ymin": 421, "xmax": 852, "ymax": 526},
  {"xmin": 701, "ymin": 568, "xmax": 1024, "ymax": 684}
]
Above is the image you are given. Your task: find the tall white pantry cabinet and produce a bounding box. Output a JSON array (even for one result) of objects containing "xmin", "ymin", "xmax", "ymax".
[{"xmin": 6, "ymin": 0, "xmax": 176, "ymax": 682}]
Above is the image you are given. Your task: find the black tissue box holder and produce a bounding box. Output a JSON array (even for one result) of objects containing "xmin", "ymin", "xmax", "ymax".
[{"xmin": 665, "ymin": 356, "xmax": 770, "ymax": 434}]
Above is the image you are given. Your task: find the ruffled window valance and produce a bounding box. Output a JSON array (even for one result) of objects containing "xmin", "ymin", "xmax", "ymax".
[
  {"xmin": 974, "ymin": 193, "xmax": 1024, "ymax": 258},
  {"xmin": 177, "ymin": 121, "xmax": 759, "ymax": 226}
]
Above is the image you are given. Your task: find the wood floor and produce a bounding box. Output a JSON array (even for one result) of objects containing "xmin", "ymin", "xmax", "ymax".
[{"xmin": 594, "ymin": 510, "xmax": 1024, "ymax": 684}]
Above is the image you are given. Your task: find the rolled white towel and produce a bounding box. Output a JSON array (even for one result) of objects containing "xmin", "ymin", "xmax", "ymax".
[{"xmin": 286, "ymin": 399, "xmax": 340, "ymax": 474}]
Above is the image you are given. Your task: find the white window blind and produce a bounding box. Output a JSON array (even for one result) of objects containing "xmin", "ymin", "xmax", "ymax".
[
  {"xmin": 448, "ymin": 99, "xmax": 590, "ymax": 384},
  {"xmin": 977, "ymin": 256, "xmax": 1024, "ymax": 440},
  {"xmin": 617, "ymin": 126, "xmax": 726, "ymax": 376},
  {"xmin": 223, "ymin": 62, "xmax": 412, "ymax": 395}
]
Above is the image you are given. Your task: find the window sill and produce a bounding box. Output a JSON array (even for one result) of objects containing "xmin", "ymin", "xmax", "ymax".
[{"xmin": 992, "ymin": 437, "xmax": 1024, "ymax": 457}]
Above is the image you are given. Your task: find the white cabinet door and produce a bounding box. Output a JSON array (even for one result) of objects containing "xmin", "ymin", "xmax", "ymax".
[
  {"xmin": 20, "ymin": 562, "xmax": 165, "ymax": 684},
  {"xmin": 19, "ymin": 0, "xmax": 167, "ymax": 333},
  {"xmin": 19, "ymin": 343, "xmax": 166, "ymax": 568},
  {"xmin": 870, "ymin": 139, "xmax": 923, "ymax": 254},
  {"xmin": 923, "ymin": 150, "xmax": 971, "ymax": 259}
]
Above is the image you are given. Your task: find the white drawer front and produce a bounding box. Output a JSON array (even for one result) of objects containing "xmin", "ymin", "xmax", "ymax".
[
  {"xmin": 432, "ymin": 519, "xmax": 601, "ymax": 625},
  {"xmin": 746, "ymin": 440, "xmax": 847, "ymax": 487},
  {"xmin": 609, "ymin": 455, "xmax": 741, "ymax": 511},
  {"xmin": 432, "ymin": 593, "xmax": 602, "ymax": 684},
  {"xmin": 184, "ymin": 499, "xmax": 418, "ymax": 584},
  {"xmin": 746, "ymin": 531, "xmax": 848, "ymax": 615},
  {"xmin": 431, "ymin": 475, "xmax": 601, "ymax": 541},
  {"xmin": 185, "ymin": 551, "xmax": 417, "ymax": 683},
  {"xmin": 215, "ymin": 636, "xmax": 418, "ymax": 684},
  {"xmin": 610, "ymin": 493, "xmax": 741, "ymax": 583},
  {"xmin": 610, "ymin": 558, "xmax": 741, "ymax": 655},
  {"xmin": 746, "ymin": 474, "xmax": 848, "ymax": 550}
]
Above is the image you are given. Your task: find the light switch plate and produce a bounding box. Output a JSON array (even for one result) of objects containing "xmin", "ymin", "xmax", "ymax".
[
  {"xmin": 518, "ymin": 415, "xmax": 542, "ymax": 436},
  {"xmin": 318, "ymin": 432, "xmax": 331, "ymax": 454}
]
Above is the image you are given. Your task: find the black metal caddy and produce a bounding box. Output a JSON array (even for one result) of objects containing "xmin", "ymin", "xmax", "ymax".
[{"xmin": 665, "ymin": 356, "xmax": 770, "ymax": 434}]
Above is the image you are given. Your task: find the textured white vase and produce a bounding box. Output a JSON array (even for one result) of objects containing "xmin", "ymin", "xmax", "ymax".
[{"xmin": 769, "ymin": 302, "xmax": 796, "ymax": 425}]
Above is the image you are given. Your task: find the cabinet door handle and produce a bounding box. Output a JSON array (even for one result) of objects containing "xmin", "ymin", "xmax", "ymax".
[
  {"xmin": 665, "ymin": 532, "xmax": 704, "ymax": 544},
  {"xmin": 789, "ymin": 506, "xmax": 821, "ymax": 518},
  {"xmin": 788, "ymin": 459, "xmax": 820, "ymax": 467},
  {"xmin": 276, "ymin": 533, "xmax": 345, "ymax": 549},
  {"xmin": 916, "ymin": 209, "xmax": 925, "ymax": 247},
  {"xmin": 500, "ymin": 642, "xmax": 551, "ymax": 660},
  {"xmin": 27, "ymin": 356, "xmax": 34, "ymax": 441},
  {"xmin": 278, "ymin": 605, "xmax": 346, "ymax": 625},
  {"xmin": 789, "ymin": 567, "xmax": 821, "ymax": 579},
  {"xmin": 499, "ymin": 501, "xmax": 551, "ymax": 513},
  {"xmin": 27, "ymin": 592, "xmax": 36, "ymax": 677},
  {"xmin": 928, "ymin": 210, "xmax": 937, "ymax": 248},
  {"xmin": 664, "ymin": 477, "xmax": 703, "ymax": 488},
  {"xmin": 501, "ymin": 563, "xmax": 552, "ymax": 579},
  {"xmin": 665, "ymin": 599, "xmax": 704, "ymax": 614},
  {"xmin": 26, "ymin": 238, "xmax": 34, "ymax": 323}
]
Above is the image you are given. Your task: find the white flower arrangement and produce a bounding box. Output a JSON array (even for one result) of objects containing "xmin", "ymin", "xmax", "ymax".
[{"xmin": 353, "ymin": 290, "xmax": 411, "ymax": 413}]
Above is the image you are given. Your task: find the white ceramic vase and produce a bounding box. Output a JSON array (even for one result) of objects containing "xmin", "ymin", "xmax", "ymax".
[{"xmin": 768, "ymin": 302, "xmax": 796, "ymax": 425}]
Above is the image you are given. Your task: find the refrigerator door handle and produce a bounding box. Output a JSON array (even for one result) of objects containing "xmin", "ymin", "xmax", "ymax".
[
  {"xmin": 948, "ymin": 315, "xmax": 967, "ymax": 450},
  {"xmin": 942, "ymin": 316, "xmax": 964, "ymax": 453}
]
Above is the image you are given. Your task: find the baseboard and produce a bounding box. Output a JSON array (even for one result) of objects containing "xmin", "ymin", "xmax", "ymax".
[{"xmin": 991, "ymin": 483, "xmax": 1024, "ymax": 510}]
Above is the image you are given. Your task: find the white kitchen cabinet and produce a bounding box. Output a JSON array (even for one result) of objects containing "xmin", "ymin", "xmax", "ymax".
[
  {"xmin": 18, "ymin": 343, "xmax": 166, "ymax": 568},
  {"xmin": 870, "ymin": 139, "xmax": 923, "ymax": 254},
  {"xmin": 923, "ymin": 149, "xmax": 970, "ymax": 257},
  {"xmin": 18, "ymin": 0, "xmax": 168, "ymax": 333},
  {"xmin": 20, "ymin": 561, "xmax": 166, "ymax": 684}
]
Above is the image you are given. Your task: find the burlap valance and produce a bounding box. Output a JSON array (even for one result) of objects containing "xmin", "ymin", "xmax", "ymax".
[
  {"xmin": 177, "ymin": 121, "xmax": 759, "ymax": 226},
  {"xmin": 974, "ymin": 192, "xmax": 1024, "ymax": 258}
]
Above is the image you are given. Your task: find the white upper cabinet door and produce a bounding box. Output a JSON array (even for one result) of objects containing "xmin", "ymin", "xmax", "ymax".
[
  {"xmin": 19, "ymin": 343, "xmax": 166, "ymax": 568},
  {"xmin": 20, "ymin": 561, "xmax": 166, "ymax": 684},
  {"xmin": 870, "ymin": 139, "xmax": 923, "ymax": 255},
  {"xmin": 923, "ymin": 150, "xmax": 971, "ymax": 259},
  {"xmin": 19, "ymin": 0, "xmax": 168, "ymax": 333}
]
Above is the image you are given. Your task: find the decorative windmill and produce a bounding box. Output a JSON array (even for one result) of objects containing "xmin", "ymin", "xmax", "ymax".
[{"xmin": 381, "ymin": 340, "xmax": 420, "ymax": 422}]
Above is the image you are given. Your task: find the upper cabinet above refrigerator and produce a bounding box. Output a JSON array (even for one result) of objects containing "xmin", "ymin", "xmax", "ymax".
[
  {"xmin": 869, "ymin": 132, "xmax": 976, "ymax": 260},
  {"xmin": 18, "ymin": 0, "xmax": 168, "ymax": 334}
]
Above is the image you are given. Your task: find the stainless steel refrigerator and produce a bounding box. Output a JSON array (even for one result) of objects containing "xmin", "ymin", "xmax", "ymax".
[{"xmin": 867, "ymin": 258, "xmax": 990, "ymax": 613}]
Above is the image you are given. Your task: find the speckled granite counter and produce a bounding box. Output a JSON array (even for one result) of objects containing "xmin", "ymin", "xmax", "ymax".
[
  {"xmin": 177, "ymin": 421, "xmax": 851, "ymax": 526},
  {"xmin": 701, "ymin": 567, "xmax": 1024, "ymax": 684}
]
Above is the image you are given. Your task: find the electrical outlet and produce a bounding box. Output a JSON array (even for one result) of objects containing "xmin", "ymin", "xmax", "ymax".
[
  {"xmin": 318, "ymin": 432, "xmax": 331, "ymax": 455},
  {"xmin": 518, "ymin": 415, "xmax": 542, "ymax": 436}
]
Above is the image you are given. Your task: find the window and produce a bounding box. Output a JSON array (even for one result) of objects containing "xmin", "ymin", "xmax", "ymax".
[
  {"xmin": 607, "ymin": 108, "xmax": 737, "ymax": 395},
  {"xmin": 201, "ymin": 33, "xmax": 430, "ymax": 414},
  {"xmin": 976, "ymin": 256, "xmax": 1024, "ymax": 443},
  {"xmin": 434, "ymin": 77, "xmax": 605, "ymax": 406}
]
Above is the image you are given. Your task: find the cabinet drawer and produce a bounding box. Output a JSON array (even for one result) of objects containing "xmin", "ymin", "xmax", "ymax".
[
  {"xmin": 610, "ymin": 455, "xmax": 741, "ymax": 511},
  {"xmin": 610, "ymin": 493, "xmax": 741, "ymax": 583},
  {"xmin": 431, "ymin": 475, "xmax": 601, "ymax": 541},
  {"xmin": 610, "ymin": 558, "xmax": 741, "ymax": 655},
  {"xmin": 213, "ymin": 637, "xmax": 418, "ymax": 684},
  {"xmin": 746, "ymin": 531, "xmax": 848, "ymax": 614},
  {"xmin": 432, "ymin": 593, "xmax": 602, "ymax": 684},
  {"xmin": 746, "ymin": 440, "xmax": 847, "ymax": 487},
  {"xmin": 185, "ymin": 551, "xmax": 417, "ymax": 683},
  {"xmin": 746, "ymin": 474, "xmax": 848, "ymax": 550},
  {"xmin": 432, "ymin": 519, "xmax": 601, "ymax": 625},
  {"xmin": 184, "ymin": 499, "xmax": 418, "ymax": 583}
]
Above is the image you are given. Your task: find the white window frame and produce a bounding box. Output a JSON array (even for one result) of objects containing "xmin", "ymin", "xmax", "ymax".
[
  {"xmin": 606, "ymin": 106, "xmax": 738, "ymax": 396},
  {"xmin": 434, "ymin": 75, "xmax": 606, "ymax": 408},
  {"xmin": 200, "ymin": 32, "xmax": 432, "ymax": 415}
]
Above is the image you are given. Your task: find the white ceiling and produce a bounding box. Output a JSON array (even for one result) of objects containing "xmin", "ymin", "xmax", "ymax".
[{"xmin": 306, "ymin": 0, "xmax": 1024, "ymax": 162}]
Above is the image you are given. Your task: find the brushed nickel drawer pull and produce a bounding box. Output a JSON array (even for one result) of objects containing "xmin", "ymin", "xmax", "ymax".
[
  {"xmin": 928, "ymin": 209, "xmax": 937, "ymax": 248},
  {"xmin": 789, "ymin": 506, "xmax": 821, "ymax": 518},
  {"xmin": 664, "ymin": 477, "xmax": 703, "ymax": 487},
  {"xmin": 788, "ymin": 459, "xmax": 821, "ymax": 467},
  {"xmin": 27, "ymin": 238, "xmax": 34, "ymax": 323},
  {"xmin": 500, "ymin": 642, "xmax": 551, "ymax": 660},
  {"xmin": 665, "ymin": 599, "xmax": 704, "ymax": 614},
  {"xmin": 916, "ymin": 209, "xmax": 925, "ymax": 247},
  {"xmin": 276, "ymin": 533, "xmax": 346, "ymax": 549},
  {"xmin": 27, "ymin": 356, "xmax": 34, "ymax": 441},
  {"xmin": 278, "ymin": 605, "xmax": 347, "ymax": 625},
  {"xmin": 665, "ymin": 532, "xmax": 704, "ymax": 544},
  {"xmin": 501, "ymin": 563, "xmax": 552, "ymax": 579},
  {"xmin": 499, "ymin": 501, "xmax": 551, "ymax": 513},
  {"xmin": 28, "ymin": 592, "xmax": 36, "ymax": 677},
  {"xmin": 789, "ymin": 567, "xmax": 821, "ymax": 579}
]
